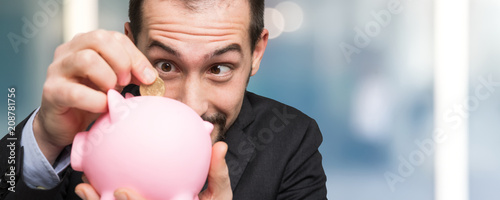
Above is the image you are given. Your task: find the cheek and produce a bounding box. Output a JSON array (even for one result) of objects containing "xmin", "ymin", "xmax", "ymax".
[
  {"xmin": 162, "ymin": 79, "xmax": 183, "ymax": 99},
  {"xmin": 207, "ymin": 70, "xmax": 249, "ymax": 116},
  {"xmin": 209, "ymin": 79, "xmax": 246, "ymax": 111}
]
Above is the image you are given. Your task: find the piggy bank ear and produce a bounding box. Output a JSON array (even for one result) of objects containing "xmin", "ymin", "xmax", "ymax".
[
  {"xmin": 204, "ymin": 121, "xmax": 214, "ymax": 134},
  {"xmin": 107, "ymin": 89, "xmax": 128, "ymax": 122},
  {"xmin": 124, "ymin": 93, "xmax": 134, "ymax": 99}
]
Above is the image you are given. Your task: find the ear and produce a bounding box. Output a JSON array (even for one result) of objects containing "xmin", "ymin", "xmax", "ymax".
[
  {"xmin": 107, "ymin": 89, "xmax": 127, "ymax": 122},
  {"xmin": 125, "ymin": 93, "xmax": 134, "ymax": 99},
  {"xmin": 203, "ymin": 121, "xmax": 214, "ymax": 134},
  {"xmin": 124, "ymin": 22, "xmax": 135, "ymax": 43},
  {"xmin": 250, "ymin": 29, "xmax": 269, "ymax": 76}
]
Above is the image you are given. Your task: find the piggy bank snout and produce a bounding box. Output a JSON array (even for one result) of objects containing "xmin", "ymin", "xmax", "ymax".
[{"xmin": 70, "ymin": 131, "xmax": 88, "ymax": 172}]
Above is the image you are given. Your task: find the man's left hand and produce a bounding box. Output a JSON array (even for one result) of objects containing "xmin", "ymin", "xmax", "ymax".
[{"xmin": 199, "ymin": 141, "xmax": 233, "ymax": 200}]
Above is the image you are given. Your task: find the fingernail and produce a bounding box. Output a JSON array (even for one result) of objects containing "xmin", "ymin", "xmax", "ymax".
[
  {"xmin": 75, "ymin": 189, "xmax": 87, "ymax": 200},
  {"xmin": 115, "ymin": 191, "xmax": 128, "ymax": 200},
  {"xmin": 143, "ymin": 67, "xmax": 156, "ymax": 84}
]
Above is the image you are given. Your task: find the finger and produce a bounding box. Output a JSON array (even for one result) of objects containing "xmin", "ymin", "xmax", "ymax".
[
  {"xmin": 129, "ymin": 75, "xmax": 146, "ymax": 87},
  {"xmin": 111, "ymin": 31, "xmax": 158, "ymax": 86},
  {"xmin": 53, "ymin": 42, "xmax": 71, "ymax": 59},
  {"xmin": 68, "ymin": 30, "xmax": 133, "ymax": 85},
  {"xmin": 47, "ymin": 80, "xmax": 107, "ymax": 113},
  {"xmin": 114, "ymin": 188, "xmax": 147, "ymax": 200},
  {"xmin": 61, "ymin": 49, "xmax": 118, "ymax": 91},
  {"xmin": 75, "ymin": 183, "xmax": 100, "ymax": 200},
  {"xmin": 69, "ymin": 30, "xmax": 156, "ymax": 86}
]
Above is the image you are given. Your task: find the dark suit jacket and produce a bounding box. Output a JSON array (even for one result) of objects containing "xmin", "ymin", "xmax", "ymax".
[{"xmin": 0, "ymin": 88, "xmax": 327, "ymax": 199}]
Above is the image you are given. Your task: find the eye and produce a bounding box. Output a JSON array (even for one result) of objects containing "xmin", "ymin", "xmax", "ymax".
[
  {"xmin": 209, "ymin": 65, "xmax": 231, "ymax": 76},
  {"xmin": 155, "ymin": 61, "xmax": 178, "ymax": 73}
]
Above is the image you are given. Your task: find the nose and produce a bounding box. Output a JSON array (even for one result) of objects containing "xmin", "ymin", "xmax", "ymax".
[{"xmin": 178, "ymin": 77, "xmax": 208, "ymax": 116}]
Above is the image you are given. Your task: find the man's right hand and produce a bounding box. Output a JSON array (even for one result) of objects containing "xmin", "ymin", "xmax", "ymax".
[{"xmin": 33, "ymin": 30, "xmax": 157, "ymax": 164}]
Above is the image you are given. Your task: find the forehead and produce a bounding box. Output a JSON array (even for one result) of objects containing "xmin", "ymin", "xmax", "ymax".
[{"xmin": 141, "ymin": 0, "xmax": 251, "ymax": 44}]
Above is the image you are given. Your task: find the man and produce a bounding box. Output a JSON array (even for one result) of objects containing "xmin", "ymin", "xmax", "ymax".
[{"xmin": 0, "ymin": 0, "xmax": 327, "ymax": 199}]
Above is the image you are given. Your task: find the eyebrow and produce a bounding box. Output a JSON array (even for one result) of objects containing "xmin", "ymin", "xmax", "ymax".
[
  {"xmin": 147, "ymin": 40, "xmax": 243, "ymax": 59},
  {"xmin": 211, "ymin": 43, "xmax": 242, "ymax": 58},
  {"xmin": 147, "ymin": 40, "xmax": 179, "ymax": 56}
]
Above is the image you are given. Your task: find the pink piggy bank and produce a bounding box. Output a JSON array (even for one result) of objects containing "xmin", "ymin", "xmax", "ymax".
[{"xmin": 71, "ymin": 89, "xmax": 213, "ymax": 200}]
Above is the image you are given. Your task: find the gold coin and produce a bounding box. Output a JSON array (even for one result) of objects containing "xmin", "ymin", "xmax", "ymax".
[{"xmin": 140, "ymin": 77, "xmax": 165, "ymax": 97}]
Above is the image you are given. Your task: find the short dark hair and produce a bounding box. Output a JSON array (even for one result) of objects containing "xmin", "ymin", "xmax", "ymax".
[{"xmin": 128, "ymin": 0, "xmax": 265, "ymax": 52}]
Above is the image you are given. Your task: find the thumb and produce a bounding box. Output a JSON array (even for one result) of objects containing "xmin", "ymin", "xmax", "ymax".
[
  {"xmin": 209, "ymin": 142, "xmax": 229, "ymax": 184},
  {"xmin": 199, "ymin": 141, "xmax": 232, "ymax": 200}
]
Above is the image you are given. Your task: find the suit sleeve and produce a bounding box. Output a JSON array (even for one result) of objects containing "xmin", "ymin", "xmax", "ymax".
[
  {"xmin": 0, "ymin": 112, "xmax": 82, "ymax": 200},
  {"xmin": 276, "ymin": 119, "xmax": 328, "ymax": 200}
]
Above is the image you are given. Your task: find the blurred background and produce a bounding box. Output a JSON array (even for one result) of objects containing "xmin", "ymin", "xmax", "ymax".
[{"xmin": 1, "ymin": 0, "xmax": 499, "ymax": 199}]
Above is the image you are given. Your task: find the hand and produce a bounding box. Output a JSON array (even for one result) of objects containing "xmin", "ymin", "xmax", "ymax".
[
  {"xmin": 74, "ymin": 142, "xmax": 232, "ymax": 200},
  {"xmin": 199, "ymin": 142, "xmax": 233, "ymax": 200},
  {"xmin": 33, "ymin": 30, "xmax": 157, "ymax": 164},
  {"xmin": 75, "ymin": 182, "xmax": 146, "ymax": 200}
]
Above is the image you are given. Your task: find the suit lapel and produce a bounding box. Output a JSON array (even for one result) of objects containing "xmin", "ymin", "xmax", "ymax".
[{"xmin": 223, "ymin": 92, "xmax": 256, "ymax": 190}]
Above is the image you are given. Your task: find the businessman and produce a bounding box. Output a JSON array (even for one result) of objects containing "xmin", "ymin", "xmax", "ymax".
[{"xmin": 0, "ymin": 0, "xmax": 327, "ymax": 199}]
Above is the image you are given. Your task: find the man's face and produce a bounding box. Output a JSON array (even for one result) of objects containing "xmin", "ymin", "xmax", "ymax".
[{"xmin": 126, "ymin": 0, "xmax": 267, "ymax": 143}]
